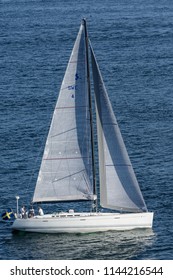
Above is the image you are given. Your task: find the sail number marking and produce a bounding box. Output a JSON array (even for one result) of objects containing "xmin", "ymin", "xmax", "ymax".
[
  {"xmin": 68, "ymin": 73, "xmax": 80, "ymax": 91},
  {"xmin": 68, "ymin": 85, "xmax": 76, "ymax": 90},
  {"xmin": 103, "ymin": 266, "xmax": 163, "ymax": 276}
]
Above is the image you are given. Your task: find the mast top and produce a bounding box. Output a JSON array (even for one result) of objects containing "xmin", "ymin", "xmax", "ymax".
[
  {"xmin": 82, "ymin": 18, "xmax": 86, "ymax": 24},
  {"xmin": 82, "ymin": 18, "xmax": 88, "ymax": 30}
]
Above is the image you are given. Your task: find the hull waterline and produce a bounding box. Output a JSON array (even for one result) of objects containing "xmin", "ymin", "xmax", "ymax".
[{"xmin": 12, "ymin": 212, "xmax": 154, "ymax": 233}]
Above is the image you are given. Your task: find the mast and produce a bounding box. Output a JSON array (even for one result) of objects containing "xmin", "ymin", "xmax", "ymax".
[{"xmin": 82, "ymin": 19, "xmax": 97, "ymax": 211}]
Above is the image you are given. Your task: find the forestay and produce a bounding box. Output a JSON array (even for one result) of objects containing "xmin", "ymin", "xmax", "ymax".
[
  {"xmin": 90, "ymin": 43, "xmax": 147, "ymax": 212},
  {"xmin": 33, "ymin": 24, "xmax": 94, "ymax": 203}
]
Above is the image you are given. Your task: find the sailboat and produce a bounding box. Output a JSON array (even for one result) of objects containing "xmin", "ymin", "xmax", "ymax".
[{"xmin": 12, "ymin": 19, "xmax": 153, "ymax": 233}]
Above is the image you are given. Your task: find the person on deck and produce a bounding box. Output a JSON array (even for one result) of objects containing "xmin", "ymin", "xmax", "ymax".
[
  {"xmin": 28, "ymin": 207, "xmax": 35, "ymax": 218},
  {"xmin": 38, "ymin": 207, "xmax": 44, "ymax": 216},
  {"xmin": 20, "ymin": 205, "xmax": 27, "ymax": 218}
]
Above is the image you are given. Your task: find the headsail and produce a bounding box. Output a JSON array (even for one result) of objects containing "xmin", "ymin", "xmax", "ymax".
[
  {"xmin": 90, "ymin": 43, "xmax": 147, "ymax": 212},
  {"xmin": 33, "ymin": 23, "xmax": 94, "ymax": 203}
]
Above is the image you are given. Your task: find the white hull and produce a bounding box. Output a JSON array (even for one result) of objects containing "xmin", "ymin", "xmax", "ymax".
[{"xmin": 12, "ymin": 212, "xmax": 153, "ymax": 233}]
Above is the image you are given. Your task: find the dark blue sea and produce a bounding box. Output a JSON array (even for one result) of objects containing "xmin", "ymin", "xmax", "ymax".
[{"xmin": 0, "ymin": 0, "xmax": 173, "ymax": 260}]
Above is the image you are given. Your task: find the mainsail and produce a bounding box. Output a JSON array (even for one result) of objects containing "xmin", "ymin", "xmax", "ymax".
[
  {"xmin": 90, "ymin": 43, "xmax": 148, "ymax": 212},
  {"xmin": 33, "ymin": 24, "xmax": 94, "ymax": 203}
]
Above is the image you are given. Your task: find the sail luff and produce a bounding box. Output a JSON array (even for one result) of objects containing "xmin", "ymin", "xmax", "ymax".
[{"xmin": 90, "ymin": 42, "xmax": 148, "ymax": 213}]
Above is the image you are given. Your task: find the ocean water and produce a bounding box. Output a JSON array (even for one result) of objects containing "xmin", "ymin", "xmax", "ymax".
[{"xmin": 0, "ymin": 0, "xmax": 173, "ymax": 260}]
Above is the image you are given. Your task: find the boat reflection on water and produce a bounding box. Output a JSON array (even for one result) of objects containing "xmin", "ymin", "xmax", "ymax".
[{"xmin": 11, "ymin": 228, "xmax": 155, "ymax": 260}]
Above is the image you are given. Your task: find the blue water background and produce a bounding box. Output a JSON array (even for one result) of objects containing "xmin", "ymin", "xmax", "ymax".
[{"xmin": 0, "ymin": 0, "xmax": 173, "ymax": 259}]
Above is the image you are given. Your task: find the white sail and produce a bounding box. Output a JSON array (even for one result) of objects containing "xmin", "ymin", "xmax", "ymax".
[
  {"xmin": 33, "ymin": 24, "xmax": 94, "ymax": 203},
  {"xmin": 90, "ymin": 44, "xmax": 147, "ymax": 212}
]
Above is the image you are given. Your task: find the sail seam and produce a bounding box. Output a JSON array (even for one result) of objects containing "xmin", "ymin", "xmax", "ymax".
[
  {"xmin": 53, "ymin": 169, "xmax": 86, "ymax": 182},
  {"xmin": 69, "ymin": 60, "xmax": 85, "ymax": 63},
  {"xmin": 55, "ymin": 106, "xmax": 88, "ymax": 110},
  {"xmin": 51, "ymin": 127, "xmax": 76, "ymax": 138},
  {"xmin": 44, "ymin": 157, "xmax": 91, "ymax": 160}
]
